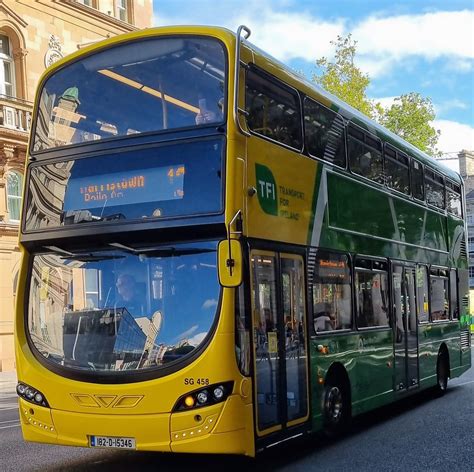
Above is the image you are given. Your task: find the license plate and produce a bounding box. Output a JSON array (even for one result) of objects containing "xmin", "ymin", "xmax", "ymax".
[{"xmin": 90, "ymin": 435, "xmax": 136, "ymax": 449}]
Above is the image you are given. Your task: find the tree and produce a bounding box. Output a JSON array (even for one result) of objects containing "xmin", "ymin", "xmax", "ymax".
[
  {"xmin": 378, "ymin": 93, "xmax": 441, "ymax": 156},
  {"xmin": 313, "ymin": 35, "xmax": 441, "ymax": 156},
  {"xmin": 313, "ymin": 34, "xmax": 377, "ymax": 119}
]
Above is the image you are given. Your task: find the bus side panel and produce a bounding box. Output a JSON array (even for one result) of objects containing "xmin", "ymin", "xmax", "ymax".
[
  {"xmin": 309, "ymin": 330, "xmax": 394, "ymax": 430},
  {"xmin": 418, "ymin": 322, "xmax": 461, "ymax": 386}
]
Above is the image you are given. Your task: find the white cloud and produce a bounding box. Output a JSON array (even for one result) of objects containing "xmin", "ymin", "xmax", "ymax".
[
  {"xmin": 153, "ymin": 2, "xmax": 345, "ymax": 62},
  {"xmin": 433, "ymin": 119, "xmax": 474, "ymax": 155},
  {"xmin": 153, "ymin": 7, "xmax": 474, "ymax": 77},
  {"xmin": 175, "ymin": 324, "xmax": 198, "ymax": 341},
  {"xmin": 201, "ymin": 299, "xmax": 218, "ymax": 310},
  {"xmin": 434, "ymin": 99, "xmax": 468, "ymax": 117},
  {"xmin": 188, "ymin": 332, "xmax": 208, "ymax": 346},
  {"xmin": 354, "ymin": 11, "xmax": 474, "ymax": 60},
  {"xmin": 372, "ymin": 96, "xmax": 397, "ymax": 108}
]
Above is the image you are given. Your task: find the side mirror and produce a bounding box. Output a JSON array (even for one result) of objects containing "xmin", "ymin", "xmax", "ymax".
[{"xmin": 218, "ymin": 239, "xmax": 243, "ymax": 287}]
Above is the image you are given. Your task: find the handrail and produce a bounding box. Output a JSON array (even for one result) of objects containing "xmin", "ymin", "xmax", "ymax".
[{"xmin": 233, "ymin": 25, "xmax": 251, "ymax": 137}]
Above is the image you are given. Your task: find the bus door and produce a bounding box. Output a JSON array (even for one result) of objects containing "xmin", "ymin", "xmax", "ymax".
[
  {"xmin": 393, "ymin": 264, "xmax": 419, "ymax": 391},
  {"xmin": 250, "ymin": 251, "xmax": 309, "ymax": 437}
]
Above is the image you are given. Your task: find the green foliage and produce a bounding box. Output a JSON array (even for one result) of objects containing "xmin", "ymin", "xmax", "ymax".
[
  {"xmin": 378, "ymin": 93, "xmax": 441, "ymax": 156},
  {"xmin": 313, "ymin": 35, "xmax": 377, "ymax": 119},
  {"xmin": 313, "ymin": 35, "xmax": 441, "ymax": 156}
]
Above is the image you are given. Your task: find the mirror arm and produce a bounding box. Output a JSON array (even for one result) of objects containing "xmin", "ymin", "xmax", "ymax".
[{"xmin": 227, "ymin": 209, "xmax": 243, "ymax": 276}]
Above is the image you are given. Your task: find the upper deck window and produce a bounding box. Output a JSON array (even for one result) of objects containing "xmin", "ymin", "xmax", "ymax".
[
  {"xmin": 446, "ymin": 180, "xmax": 462, "ymax": 217},
  {"xmin": 245, "ymin": 68, "xmax": 302, "ymax": 150},
  {"xmin": 32, "ymin": 37, "xmax": 226, "ymax": 152},
  {"xmin": 384, "ymin": 145, "xmax": 410, "ymax": 195},
  {"xmin": 347, "ymin": 124, "xmax": 384, "ymax": 185},
  {"xmin": 425, "ymin": 169, "xmax": 445, "ymax": 209},
  {"xmin": 304, "ymin": 98, "xmax": 346, "ymax": 167},
  {"xmin": 411, "ymin": 159, "xmax": 424, "ymax": 201}
]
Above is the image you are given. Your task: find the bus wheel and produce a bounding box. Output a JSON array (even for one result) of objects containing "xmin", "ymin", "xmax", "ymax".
[
  {"xmin": 322, "ymin": 380, "xmax": 349, "ymax": 436},
  {"xmin": 436, "ymin": 352, "xmax": 449, "ymax": 395}
]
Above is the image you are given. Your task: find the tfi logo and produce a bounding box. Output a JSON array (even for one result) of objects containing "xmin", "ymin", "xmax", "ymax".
[{"xmin": 255, "ymin": 163, "xmax": 278, "ymax": 216}]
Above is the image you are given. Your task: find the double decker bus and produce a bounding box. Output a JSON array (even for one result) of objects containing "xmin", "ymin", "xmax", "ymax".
[{"xmin": 15, "ymin": 25, "xmax": 471, "ymax": 457}]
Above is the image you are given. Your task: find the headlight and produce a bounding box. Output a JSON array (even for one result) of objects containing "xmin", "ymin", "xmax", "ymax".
[
  {"xmin": 173, "ymin": 381, "xmax": 233, "ymax": 412},
  {"xmin": 213, "ymin": 385, "xmax": 225, "ymax": 400},
  {"xmin": 16, "ymin": 382, "xmax": 49, "ymax": 408}
]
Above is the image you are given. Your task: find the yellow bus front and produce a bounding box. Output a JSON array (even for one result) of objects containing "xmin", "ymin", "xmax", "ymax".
[{"xmin": 15, "ymin": 26, "xmax": 254, "ymax": 456}]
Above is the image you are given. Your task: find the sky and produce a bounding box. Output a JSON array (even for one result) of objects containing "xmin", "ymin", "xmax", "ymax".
[{"xmin": 152, "ymin": 0, "xmax": 474, "ymax": 171}]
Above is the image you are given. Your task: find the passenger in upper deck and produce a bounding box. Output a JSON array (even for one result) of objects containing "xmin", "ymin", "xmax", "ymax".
[{"xmin": 195, "ymin": 96, "xmax": 223, "ymax": 125}]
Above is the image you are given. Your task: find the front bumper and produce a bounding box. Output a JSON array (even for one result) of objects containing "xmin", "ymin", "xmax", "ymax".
[{"xmin": 19, "ymin": 395, "xmax": 254, "ymax": 456}]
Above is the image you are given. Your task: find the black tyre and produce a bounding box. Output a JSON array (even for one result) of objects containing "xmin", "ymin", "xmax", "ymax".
[
  {"xmin": 322, "ymin": 379, "xmax": 350, "ymax": 437},
  {"xmin": 436, "ymin": 352, "xmax": 449, "ymax": 395}
]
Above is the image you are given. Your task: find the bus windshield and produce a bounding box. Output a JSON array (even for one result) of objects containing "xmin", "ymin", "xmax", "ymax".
[
  {"xmin": 33, "ymin": 36, "xmax": 226, "ymax": 152},
  {"xmin": 27, "ymin": 241, "xmax": 220, "ymax": 374}
]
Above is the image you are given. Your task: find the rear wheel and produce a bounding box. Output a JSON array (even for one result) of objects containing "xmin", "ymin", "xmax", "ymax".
[
  {"xmin": 322, "ymin": 379, "xmax": 350, "ymax": 437},
  {"xmin": 436, "ymin": 352, "xmax": 449, "ymax": 395}
]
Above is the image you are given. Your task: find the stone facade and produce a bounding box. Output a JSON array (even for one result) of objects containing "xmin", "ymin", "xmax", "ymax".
[
  {"xmin": 0, "ymin": 0, "xmax": 153, "ymax": 371},
  {"xmin": 458, "ymin": 150, "xmax": 474, "ymax": 320}
]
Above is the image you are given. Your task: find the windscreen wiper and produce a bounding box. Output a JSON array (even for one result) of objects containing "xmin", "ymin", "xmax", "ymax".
[
  {"xmin": 109, "ymin": 242, "xmax": 216, "ymax": 257},
  {"xmin": 44, "ymin": 245, "xmax": 124, "ymax": 262},
  {"xmin": 61, "ymin": 209, "xmax": 125, "ymax": 225}
]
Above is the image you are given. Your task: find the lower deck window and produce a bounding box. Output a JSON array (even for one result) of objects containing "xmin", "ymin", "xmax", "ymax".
[
  {"xmin": 430, "ymin": 274, "xmax": 449, "ymax": 321},
  {"xmin": 355, "ymin": 260, "xmax": 389, "ymax": 328},
  {"xmin": 312, "ymin": 251, "xmax": 352, "ymax": 332}
]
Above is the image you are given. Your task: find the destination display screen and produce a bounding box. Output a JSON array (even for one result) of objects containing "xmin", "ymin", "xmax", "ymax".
[
  {"xmin": 63, "ymin": 165, "xmax": 185, "ymax": 211},
  {"xmin": 24, "ymin": 137, "xmax": 224, "ymax": 231}
]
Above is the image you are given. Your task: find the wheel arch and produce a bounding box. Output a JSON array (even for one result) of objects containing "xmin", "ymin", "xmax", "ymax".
[
  {"xmin": 325, "ymin": 362, "xmax": 352, "ymax": 413},
  {"xmin": 438, "ymin": 342, "xmax": 451, "ymax": 377}
]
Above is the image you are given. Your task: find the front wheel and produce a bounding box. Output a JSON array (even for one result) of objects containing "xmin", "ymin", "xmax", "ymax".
[{"xmin": 322, "ymin": 380, "xmax": 350, "ymax": 437}]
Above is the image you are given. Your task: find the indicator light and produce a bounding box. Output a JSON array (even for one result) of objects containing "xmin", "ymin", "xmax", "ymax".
[{"xmin": 184, "ymin": 396, "xmax": 195, "ymax": 408}]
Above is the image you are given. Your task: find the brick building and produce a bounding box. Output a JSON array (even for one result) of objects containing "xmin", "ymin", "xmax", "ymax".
[{"xmin": 0, "ymin": 0, "xmax": 153, "ymax": 371}]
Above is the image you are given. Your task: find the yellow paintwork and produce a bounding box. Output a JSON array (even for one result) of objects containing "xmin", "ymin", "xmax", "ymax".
[
  {"xmin": 218, "ymin": 239, "xmax": 243, "ymax": 287},
  {"xmin": 246, "ymin": 142, "xmax": 318, "ymax": 245},
  {"xmin": 16, "ymin": 24, "xmax": 322, "ymax": 457}
]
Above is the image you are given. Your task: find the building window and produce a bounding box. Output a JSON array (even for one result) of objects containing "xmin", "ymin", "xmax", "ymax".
[
  {"xmin": 6, "ymin": 171, "xmax": 23, "ymax": 222},
  {"xmin": 85, "ymin": 269, "xmax": 100, "ymax": 308},
  {"xmin": 0, "ymin": 34, "xmax": 15, "ymax": 97},
  {"xmin": 116, "ymin": 0, "xmax": 130, "ymax": 22}
]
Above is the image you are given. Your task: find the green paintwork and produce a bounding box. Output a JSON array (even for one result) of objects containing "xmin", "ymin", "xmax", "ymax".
[
  {"xmin": 255, "ymin": 163, "xmax": 278, "ymax": 216},
  {"xmin": 306, "ymin": 164, "xmax": 471, "ymax": 434},
  {"xmin": 323, "ymin": 171, "xmax": 451, "ymax": 261}
]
